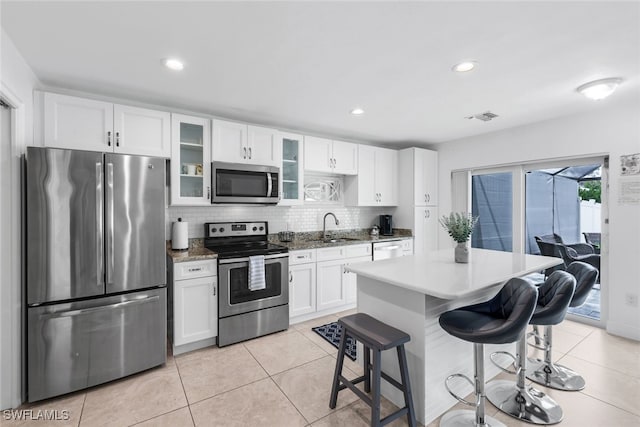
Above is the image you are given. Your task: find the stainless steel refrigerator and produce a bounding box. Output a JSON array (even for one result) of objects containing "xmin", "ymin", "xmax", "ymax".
[{"xmin": 26, "ymin": 147, "xmax": 167, "ymax": 402}]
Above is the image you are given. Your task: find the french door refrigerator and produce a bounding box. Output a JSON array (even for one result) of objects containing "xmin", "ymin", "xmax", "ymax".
[{"xmin": 26, "ymin": 147, "xmax": 167, "ymax": 402}]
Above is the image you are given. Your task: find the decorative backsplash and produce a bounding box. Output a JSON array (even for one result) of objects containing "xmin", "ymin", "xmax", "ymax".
[{"xmin": 165, "ymin": 204, "xmax": 396, "ymax": 239}]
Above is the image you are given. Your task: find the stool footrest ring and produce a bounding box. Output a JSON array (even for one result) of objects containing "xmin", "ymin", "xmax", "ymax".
[
  {"xmin": 444, "ymin": 374, "xmax": 475, "ymax": 407},
  {"xmin": 490, "ymin": 351, "xmax": 518, "ymax": 375}
]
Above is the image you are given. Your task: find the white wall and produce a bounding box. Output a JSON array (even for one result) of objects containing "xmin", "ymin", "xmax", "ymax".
[
  {"xmin": 437, "ymin": 99, "xmax": 640, "ymax": 340},
  {"xmin": 0, "ymin": 28, "xmax": 40, "ymax": 408}
]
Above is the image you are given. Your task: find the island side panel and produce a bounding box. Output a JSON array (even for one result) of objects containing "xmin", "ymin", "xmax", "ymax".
[{"xmin": 357, "ymin": 275, "xmax": 428, "ymax": 424}]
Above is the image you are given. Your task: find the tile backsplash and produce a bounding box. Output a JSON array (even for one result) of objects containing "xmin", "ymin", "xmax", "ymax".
[{"xmin": 166, "ymin": 204, "xmax": 396, "ymax": 239}]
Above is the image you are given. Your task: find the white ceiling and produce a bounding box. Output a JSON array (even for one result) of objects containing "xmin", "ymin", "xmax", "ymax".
[{"xmin": 2, "ymin": 1, "xmax": 639, "ymax": 145}]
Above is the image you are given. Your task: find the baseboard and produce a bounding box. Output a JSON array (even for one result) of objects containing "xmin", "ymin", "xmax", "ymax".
[{"xmin": 606, "ymin": 320, "xmax": 640, "ymax": 341}]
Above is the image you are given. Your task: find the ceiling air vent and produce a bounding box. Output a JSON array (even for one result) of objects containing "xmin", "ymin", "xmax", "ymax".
[{"xmin": 465, "ymin": 111, "xmax": 499, "ymax": 122}]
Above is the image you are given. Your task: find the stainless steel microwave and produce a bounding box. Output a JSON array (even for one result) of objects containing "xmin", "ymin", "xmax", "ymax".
[{"xmin": 211, "ymin": 162, "xmax": 280, "ymax": 204}]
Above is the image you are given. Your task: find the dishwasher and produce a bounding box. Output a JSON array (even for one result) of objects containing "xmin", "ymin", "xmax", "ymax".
[{"xmin": 372, "ymin": 240, "xmax": 404, "ymax": 260}]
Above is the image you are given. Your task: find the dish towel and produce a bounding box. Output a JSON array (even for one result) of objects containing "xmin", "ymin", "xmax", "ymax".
[{"xmin": 248, "ymin": 255, "xmax": 267, "ymax": 291}]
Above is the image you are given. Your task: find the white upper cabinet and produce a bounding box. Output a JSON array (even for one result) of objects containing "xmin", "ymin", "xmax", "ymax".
[
  {"xmin": 170, "ymin": 113, "xmax": 211, "ymax": 206},
  {"xmin": 345, "ymin": 145, "xmax": 398, "ymax": 206},
  {"xmin": 413, "ymin": 148, "xmax": 438, "ymax": 206},
  {"xmin": 304, "ymin": 136, "xmax": 357, "ymax": 175},
  {"xmin": 42, "ymin": 92, "xmax": 170, "ymax": 157},
  {"xmin": 113, "ymin": 104, "xmax": 171, "ymax": 157},
  {"xmin": 212, "ymin": 120, "xmax": 281, "ymax": 167},
  {"xmin": 279, "ymin": 132, "xmax": 304, "ymax": 206}
]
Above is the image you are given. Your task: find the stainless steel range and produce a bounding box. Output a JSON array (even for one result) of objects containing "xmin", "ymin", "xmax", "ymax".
[{"xmin": 204, "ymin": 221, "xmax": 289, "ymax": 346}]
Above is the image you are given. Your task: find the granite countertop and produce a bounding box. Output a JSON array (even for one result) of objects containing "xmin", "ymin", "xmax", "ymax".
[
  {"xmin": 270, "ymin": 229, "xmax": 413, "ymax": 251},
  {"xmin": 166, "ymin": 229, "xmax": 413, "ymax": 260},
  {"xmin": 166, "ymin": 239, "xmax": 217, "ymax": 263}
]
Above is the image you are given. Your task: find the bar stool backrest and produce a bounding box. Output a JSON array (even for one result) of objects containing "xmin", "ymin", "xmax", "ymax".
[{"xmin": 566, "ymin": 262, "xmax": 599, "ymax": 308}]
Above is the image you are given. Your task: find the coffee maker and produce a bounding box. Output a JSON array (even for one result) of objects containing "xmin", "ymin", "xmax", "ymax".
[{"xmin": 379, "ymin": 215, "xmax": 393, "ymax": 236}]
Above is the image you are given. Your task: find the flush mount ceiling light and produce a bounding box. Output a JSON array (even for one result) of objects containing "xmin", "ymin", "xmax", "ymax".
[
  {"xmin": 350, "ymin": 107, "xmax": 365, "ymax": 116},
  {"xmin": 577, "ymin": 78, "xmax": 622, "ymax": 100},
  {"xmin": 162, "ymin": 58, "xmax": 184, "ymax": 71},
  {"xmin": 452, "ymin": 61, "xmax": 476, "ymax": 73}
]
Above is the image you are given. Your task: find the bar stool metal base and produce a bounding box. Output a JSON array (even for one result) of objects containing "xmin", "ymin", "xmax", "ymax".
[
  {"xmin": 485, "ymin": 380, "xmax": 563, "ymax": 425},
  {"xmin": 526, "ymin": 359, "xmax": 586, "ymax": 391},
  {"xmin": 440, "ymin": 409, "xmax": 506, "ymax": 427}
]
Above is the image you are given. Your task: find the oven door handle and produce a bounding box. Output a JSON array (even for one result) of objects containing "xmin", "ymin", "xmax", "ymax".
[{"xmin": 218, "ymin": 253, "xmax": 289, "ymax": 265}]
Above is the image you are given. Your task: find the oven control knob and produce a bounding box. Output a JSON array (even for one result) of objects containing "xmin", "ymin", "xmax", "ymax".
[
  {"xmin": 259, "ymin": 226, "xmax": 264, "ymax": 231},
  {"xmin": 211, "ymin": 227, "xmax": 217, "ymax": 233},
  {"xmin": 219, "ymin": 227, "xmax": 225, "ymax": 232},
  {"xmin": 252, "ymin": 226, "xmax": 257, "ymax": 231}
]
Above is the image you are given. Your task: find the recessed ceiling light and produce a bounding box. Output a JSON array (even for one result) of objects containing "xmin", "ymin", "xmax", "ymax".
[
  {"xmin": 350, "ymin": 107, "xmax": 365, "ymax": 116},
  {"xmin": 452, "ymin": 61, "xmax": 476, "ymax": 73},
  {"xmin": 162, "ymin": 58, "xmax": 184, "ymax": 71},
  {"xmin": 577, "ymin": 78, "xmax": 622, "ymax": 100}
]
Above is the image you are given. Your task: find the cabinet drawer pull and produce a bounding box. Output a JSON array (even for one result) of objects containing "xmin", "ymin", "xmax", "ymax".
[
  {"xmin": 426, "ymin": 193, "xmax": 430, "ymax": 203},
  {"xmin": 248, "ymin": 147, "xmax": 252, "ymax": 159},
  {"xmin": 243, "ymin": 147, "xmax": 247, "ymax": 159},
  {"xmin": 213, "ymin": 285, "xmax": 216, "ymax": 296},
  {"xmin": 188, "ymin": 267, "xmax": 203, "ymax": 272},
  {"xmin": 115, "ymin": 132, "xmax": 120, "ymax": 147},
  {"xmin": 107, "ymin": 131, "xmax": 112, "ymax": 146},
  {"xmin": 289, "ymin": 272, "xmax": 293, "ymax": 283},
  {"xmin": 296, "ymin": 255, "xmax": 306, "ymax": 259}
]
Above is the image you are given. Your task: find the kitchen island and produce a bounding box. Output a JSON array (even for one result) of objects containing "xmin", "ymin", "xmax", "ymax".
[{"xmin": 344, "ymin": 248, "xmax": 562, "ymax": 425}]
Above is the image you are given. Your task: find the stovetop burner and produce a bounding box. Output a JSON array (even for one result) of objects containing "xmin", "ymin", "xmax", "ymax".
[{"xmin": 203, "ymin": 221, "xmax": 288, "ymax": 260}]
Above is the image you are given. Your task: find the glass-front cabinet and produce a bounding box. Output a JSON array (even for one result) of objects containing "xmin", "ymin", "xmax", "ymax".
[
  {"xmin": 279, "ymin": 133, "xmax": 304, "ymax": 205},
  {"xmin": 170, "ymin": 114, "xmax": 211, "ymax": 205}
]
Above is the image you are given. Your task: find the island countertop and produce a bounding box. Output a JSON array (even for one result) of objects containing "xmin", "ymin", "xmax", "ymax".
[{"xmin": 345, "ymin": 248, "xmax": 562, "ymax": 299}]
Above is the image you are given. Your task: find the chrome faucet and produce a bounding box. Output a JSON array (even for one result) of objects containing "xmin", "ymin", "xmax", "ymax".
[{"xmin": 323, "ymin": 212, "xmax": 340, "ymax": 239}]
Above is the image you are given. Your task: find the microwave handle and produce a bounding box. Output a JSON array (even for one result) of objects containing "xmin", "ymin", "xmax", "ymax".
[{"xmin": 267, "ymin": 172, "xmax": 273, "ymax": 197}]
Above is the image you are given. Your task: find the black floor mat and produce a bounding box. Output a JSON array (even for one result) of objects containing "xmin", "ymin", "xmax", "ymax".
[{"xmin": 312, "ymin": 322, "xmax": 357, "ymax": 361}]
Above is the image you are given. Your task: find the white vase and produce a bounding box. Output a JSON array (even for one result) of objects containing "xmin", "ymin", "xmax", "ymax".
[{"xmin": 455, "ymin": 242, "xmax": 469, "ymax": 263}]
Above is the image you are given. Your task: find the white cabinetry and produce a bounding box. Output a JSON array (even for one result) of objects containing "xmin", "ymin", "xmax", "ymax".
[
  {"xmin": 289, "ymin": 249, "xmax": 317, "ymax": 317},
  {"xmin": 345, "ymin": 145, "xmax": 398, "ymax": 206},
  {"xmin": 396, "ymin": 147, "xmax": 439, "ymax": 254},
  {"xmin": 41, "ymin": 92, "xmax": 170, "ymax": 157},
  {"xmin": 289, "ymin": 244, "xmax": 372, "ymax": 323},
  {"xmin": 280, "ymin": 133, "xmax": 304, "ymax": 205},
  {"xmin": 170, "ymin": 114, "xmax": 211, "ymax": 205},
  {"xmin": 169, "ymin": 259, "xmax": 218, "ymax": 355},
  {"xmin": 212, "ymin": 119, "xmax": 281, "ymax": 167},
  {"xmin": 413, "ymin": 207, "xmax": 438, "ymax": 254},
  {"xmin": 304, "ymin": 136, "xmax": 358, "ymax": 175},
  {"xmin": 316, "ymin": 243, "xmax": 371, "ymax": 312}
]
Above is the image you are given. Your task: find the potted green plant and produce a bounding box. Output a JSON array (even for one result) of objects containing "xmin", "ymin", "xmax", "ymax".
[{"xmin": 439, "ymin": 212, "xmax": 479, "ymax": 263}]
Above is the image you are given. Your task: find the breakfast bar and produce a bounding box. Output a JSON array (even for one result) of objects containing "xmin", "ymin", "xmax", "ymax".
[{"xmin": 344, "ymin": 248, "xmax": 563, "ymax": 425}]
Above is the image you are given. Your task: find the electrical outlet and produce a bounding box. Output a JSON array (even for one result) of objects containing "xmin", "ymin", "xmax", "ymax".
[{"xmin": 624, "ymin": 293, "xmax": 639, "ymax": 308}]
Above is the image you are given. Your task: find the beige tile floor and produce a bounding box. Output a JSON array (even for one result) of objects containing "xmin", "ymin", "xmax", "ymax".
[{"xmin": 5, "ymin": 312, "xmax": 639, "ymax": 427}]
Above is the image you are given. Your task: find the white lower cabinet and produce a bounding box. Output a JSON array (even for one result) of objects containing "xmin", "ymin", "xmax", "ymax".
[
  {"xmin": 344, "ymin": 256, "xmax": 373, "ymax": 304},
  {"xmin": 316, "ymin": 258, "xmax": 348, "ymax": 311},
  {"xmin": 169, "ymin": 259, "xmax": 217, "ymax": 354},
  {"xmin": 289, "ymin": 244, "xmax": 372, "ymax": 323},
  {"xmin": 289, "ymin": 262, "xmax": 317, "ymax": 317}
]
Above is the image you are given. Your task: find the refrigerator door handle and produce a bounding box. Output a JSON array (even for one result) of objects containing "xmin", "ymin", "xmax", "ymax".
[
  {"xmin": 96, "ymin": 162, "xmax": 104, "ymax": 287},
  {"xmin": 38, "ymin": 295, "xmax": 160, "ymax": 319},
  {"xmin": 106, "ymin": 162, "xmax": 115, "ymax": 286}
]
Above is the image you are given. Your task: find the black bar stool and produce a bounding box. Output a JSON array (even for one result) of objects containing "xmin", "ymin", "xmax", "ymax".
[
  {"xmin": 486, "ymin": 270, "xmax": 576, "ymax": 425},
  {"xmin": 438, "ymin": 278, "xmax": 538, "ymax": 427},
  {"xmin": 527, "ymin": 261, "xmax": 598, "ymax": 391},
  {"xmin": 329, "ymin": 313, "xmax": 416, "ymax": 427}
]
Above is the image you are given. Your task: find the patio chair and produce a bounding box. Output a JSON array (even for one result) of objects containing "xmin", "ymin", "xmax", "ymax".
[
  {"xmin": 535, "ymin": 236, "xmax": 600, "ymax": 282},
  {"xmin": 537, "ymin": 233, "xmax": 595, "ymax": 255},
  {"xmin": 582, "ymin": 232, "xmax": 601, "ymax": 254}
]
